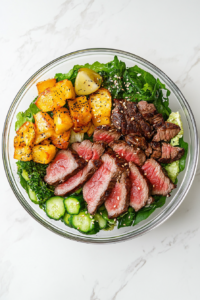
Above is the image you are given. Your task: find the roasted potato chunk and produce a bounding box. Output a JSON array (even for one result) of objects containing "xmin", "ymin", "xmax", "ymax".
[
  {"xmin": 34, "ymin": 112, "xmax": 54, "ymax": 134},
  {"xmin": 34, "ymin": 130, "xmax": 55, "ymax": 145},
  {"xmin": 40, "ymin": 138, "xmax": 51, "ymax": 145},
  {"xmin": 53, "ymin": 107, "xmax": 73, "ymax": 135},
  {"xmin": 32, "ymin": 145, "xmax": 57, "ymax": 164},
  {"xmin": 14, "ymin": 146, "xmax": 33, "ymax": 161},
  {"xmin": 36, "ymin": 78, "xmax": 56, "ymax": 95},
  {"xmin": 89, "ymin": 88, "xmax": 112, "ymax": 127},
  {"xmin": 75, "ymin": 68, "xmax": 102, "ymax": 96},
  {"xmin": 35, "ymin": 79, "xmax": 75, "ymax": 112},
  {"xmin": 68, "ymin": 96, "xmax": 92, "ymax": 131},
  {"xmin": 87, "ymin": 122, "xmax": 95, "ymax": 137},
  {"xmin": 14, "ymin": 121, "xmax": 35, "ymax": 147},
  {"xmin": 51, "ymin": 131, "xmax": 71, "ymax": 149}
]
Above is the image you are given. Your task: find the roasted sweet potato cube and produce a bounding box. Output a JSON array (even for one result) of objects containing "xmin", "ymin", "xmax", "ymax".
[
  {"xmin": 68, "ymin": 96, "xmax": 92, "ymax": 131},
  {"xmin": 32, "ymin": 145, "xmax": 57, "ymax": 164},
  {"xmin": 34, "ymin": 130, "xmax": 55, "ymax": 145},
  {"xmin": 53, "ymin": 107, "xmax": 73, "ymax": 134},
  {"xmin": 14, "ymin": 121, "xmax": 36, "ymax": 147},
  {"xmin": 40, "ymin": 138, "xmax": 51, "ymax": 145},
  {"xmin": 87, "ymin": 122, "xmax": 95, "ymax": 137},
  {"xmin": 14, "ymin": 146, "xmax": 33, "ymax": 161},
  {"xmin": 78, "ymin": 123, "xmax": 91, "ymax": 134},
  {"xmin": 36, "ymin": 78, "xmax": 56, "ymax": 95},
  {"xmin": 34, "ymin": 112, "xmax": 54, "ymax": 134},
  {"xmin": 56, "ymin": 80, "xmax": 75, "ymax": 100},
  {"xmin": 89, "ymin": 88, "xmax": 111, "ymax": 126},
  {"xmin": 51, "ymin": 131, "xmax": 71, "ymax": 149}
]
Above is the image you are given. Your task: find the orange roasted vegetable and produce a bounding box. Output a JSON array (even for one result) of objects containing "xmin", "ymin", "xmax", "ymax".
[
  {"xmin": 34, "ymin": 112, "xmax": 54, "ymax": 134},
  {"xmin": 35, "ymin": 79, "xmax": 75, "ymax": 112},
  {"xmin": 36, "ymin": 78, "xmax": 56, "ymax": 95},
  {"xmin": 14, "ymin": 121, "xmax": 35, "ymax": 147},
  {"xmin": 32, "ymin": 145, "xmax": 57, "ymax": 164},
  {"xmin": 89, "ymin": 88, "xmax": 112, "ymax": 127},
  {"xmin": 87, "ymin": 122, "xmax": 95, "ymax": 137},
  {"xmin": 68, "ymin": 96, "xmax": 92, "ymax": 131},
  {"xmin": 34, "ymin": 130, "xmax": 55, "ymax": 145},
  {"xmin": 40, "ymin": 138, "xmax": 51, "ymax": 145},
  {"xmin": 51, "ymin": 131, "xmax": 71, "ymax": 149},
  {"xmin": 14, "ymin": 146, "xmax": 33, "ymax": 161},
  {"xmin": 53, "ymin": 107, "xmax": 73, "ymax": 135}
]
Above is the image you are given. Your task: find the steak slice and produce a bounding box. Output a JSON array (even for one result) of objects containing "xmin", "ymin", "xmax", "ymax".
[
  {"xmin": 129, "ymin": 162, "xmax": 152, "ymax": 211},
  {"xmin": 111, "ymin": 100, "xmax": 127, "ymax": 134},
  {"xmin": 93, "ymin": 125, "xmax": 121, "ymax": 144},
  {"xmin": 72, "ymin": 140, "xmax": 105, "ymax": 161},
  {"xmin": 83, "ymin": 150, "xmax": 127, "ymax": 214},
  {"xmin": 54, "ymin": 159, "xmax": 102, "ymax": 196},
  {"xmin": 151, "ymin": 150, "xmax": 162, "ymax": 160},
  {"xmin": 141, "ymin": 158, "xmax": 175, "ymax": 195},
  {"xmin": 44, "ymin": 149, "xmax": 87, "ymax": 185},
  {"xmin": 109, "ymin": 140, "xmax": 146, "ymax": 166},
  {"xmin": 125, "ymin": 134, "xmax": 148, "ymax": 150},
  {"xmin": 152, "ymin": 122, "xmax": 181, "ymax": 142},
  {"xmin": 151, "ymin": 141, "xmax": 162, "ymax": 160},
  {"xmin": 158, "ymin": 143, "xmax": 185, "ymax": 163},
  {"xmin": 145, "ymin": 143, "xmax": 152, "ymax": 157},
  {"xmin": 105, "ymin": 171, "xmax": 131, "ymax": 218},
  {"xmin": 137, "ymin": 101, "xmax": 164, "ymax": 128}
]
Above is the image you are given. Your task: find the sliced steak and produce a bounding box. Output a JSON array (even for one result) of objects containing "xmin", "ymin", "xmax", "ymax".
[
  {"xmin": 105, "ymin": 171, "xmax": 131, "ymax": 218},
  {"xmin": 150, "ymin": 141, "xmax": 162, "ymax": 159},
  {"xmin": 151, "ymin": 150, "xmax": 162, "ymax": 160},
  {"xmin": 83, "ymin": 150, "xmax": 127, "ymax": 214},
  {"xmin": 152, "ymin": 122, "xmax": 181, "ymax": 142},
  {"xmin": 145, "ymin": 143, "xmax": 152, "ymax": 157},
  {"xmin": 112, "ymin": 100, "xmax": 127, "ymax": 134},
  {"xmin": 141, "ymin": 158, "xmax": 175, "ymax": 195},
  {"xmin": 159, "ymin": 143, "xmax": 185, "ymax": 163},
  {"xmin": 93, "ymin": 125, "xmax": 121, "ymax": 144},
  {"xmin": 44, "ymin": 149, "xmax": 87, "ymax": 185},
  {"xmin": 72, "ymin": 140, "xmax": 105, "ymax": 161},
  {"xmin": 109, "ymin": 140, "xmax": 146, "ymax": 166},
  {"xmin": 125, "ymin": 135, "xmax": 148, "ymax": 150},
  {"xmin": 129, "ymin": 162, "xmax": 151, "ymax": 211},
  {"xmin": 54, "ymin": 159, "xmax": 102, "ymax": 196}
]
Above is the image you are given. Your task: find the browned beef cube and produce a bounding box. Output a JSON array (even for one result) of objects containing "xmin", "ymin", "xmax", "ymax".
[
  {"xmin": 152, "ymin": 122, "xmax": 181, "ymax": 142},
  {"xmin": 125, "ymin": 135, "xmax": 148, "ymax": 150},
  {"xmin": 159, "ymin": 143, "xmax": 185, "ymax": 163}
]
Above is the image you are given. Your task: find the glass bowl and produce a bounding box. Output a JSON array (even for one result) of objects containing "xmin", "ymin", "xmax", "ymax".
[{"xmin": 2, "ymin": 48, "xmax": 199, "ymax": 243}]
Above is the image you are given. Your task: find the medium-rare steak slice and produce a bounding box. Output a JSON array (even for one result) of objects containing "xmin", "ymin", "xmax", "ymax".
[
  {"xmin": 109, "ymin": 140, "xmax": 146, "ymax": 166},
  {"xmin": 83, "ymin": 150, "xmax": 127, "ymax": 214},
  {"xmin": 152, "ymin": 122, "xmax": 181, "ymax": 142},
  {"xmin": 93, "ymin": 125, "xmax": 121, "ymax": 144},
  {"xmin": 54, "ymin": 159, "xmax": 102, "ymax": 196},
  {"xmin": 125, "ymin": 135, "xmax": 148, "ymax": 150},
  {"xmin": 44, "ymin": 149, "xmax": 87, "ymax": 185},
  {"xmin": 129, "ymin": 162, "xmax": 151, "ymax": 211},
  {"xmin": 72, "ymin": 140, "xmax": 105, "ymax": 160},
  {"xmin": 158, "ymin": 143, "xmax": 185, "ymax": 163},
  {"xmin": 141, "ymin": 158, "xmax": 175, "ymax": 195},
  {"xmin": 105, "ymin": 171, "xmax": 131, "ymax": 218}
]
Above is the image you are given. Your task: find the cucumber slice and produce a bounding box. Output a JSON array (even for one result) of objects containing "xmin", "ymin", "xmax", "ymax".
[
  {"xmin": 64, "ymin": 197, "xmax": 82, "ymax": 215},
  {"xmin": 71, "ymin": 211, "xmax": 94, "ymax": 233},
  {"xmin": 63, "ymin": 213, "xmax": 73, "ymax": 227},
  {"xmin": 94, "ymin": 213, "xmax": 107, "ymax": 229},
  {"xmin": 28, "ymin": 186, "xmax": 38, "ymax": 204},
  {"xmin": 22, "ymin": 169, "xmax": 29, "ymax": 181},
  {"xmin": 101, "ymin": 210, "xmax": 116, "ymax": 224},
  {"xmin": 46, "ymin": 197, "xmax": 65, "ymax": 220}
]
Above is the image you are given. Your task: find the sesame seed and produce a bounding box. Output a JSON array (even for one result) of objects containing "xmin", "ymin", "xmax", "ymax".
[
  {"xmin": 138, "ymin": 187, "xmax": 140, "ymax": 190},
  {"xmin": 117, "ymin": 197, "xmax": 119, "ymax": 200}
]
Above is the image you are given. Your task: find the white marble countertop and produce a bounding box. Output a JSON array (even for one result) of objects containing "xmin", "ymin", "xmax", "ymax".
[{"xmin": 1, "ymin": 0, "xmax": 200, "ymax": 299}]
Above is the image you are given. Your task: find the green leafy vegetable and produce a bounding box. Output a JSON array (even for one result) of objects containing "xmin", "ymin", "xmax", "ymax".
[
  {"xmin": 17, "ymin": 161, "xmax": 54, "ymax": 202},
  {"xmin": 84, "ymin": 133, "xmax": 93, "ymax": 142},
  {"xmin": 179, "ymin": 137, "xmax": 188, "ymax": 172},
  {"xmin": 117, "ymin": 207, "xmax": 135, "ymax": 228},
  {"xmin": 15, "ymin": 97, "xmax": 40, "ymax": 131}
]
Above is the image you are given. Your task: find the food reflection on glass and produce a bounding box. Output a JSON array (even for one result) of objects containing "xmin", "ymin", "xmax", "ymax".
[{"xmin": 14, "ymin": 56, "xmax": 188, "ymax": 234}]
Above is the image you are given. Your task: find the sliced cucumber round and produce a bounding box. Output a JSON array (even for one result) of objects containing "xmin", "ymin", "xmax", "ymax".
[
  {"xmin": 71, "ymin": 211, "xmax": 94, "ymax": 233},
  {"xmin": 63, "ymin": 213, "xmax": 73, "ymax": 227},
  {"xmin": 46, "ymin": 197, "xmax": 65, "ymax": 220},
  {"xmin": 94, "ymin": 213, "xmax": 107, "ymax": 229},
  {"xmin": 28, "ymin": 186, "xmax": 38, "ymax": 204},
  {"xmin": 64, "ymin": 197, "xmax": 81, "ymax": 215}
]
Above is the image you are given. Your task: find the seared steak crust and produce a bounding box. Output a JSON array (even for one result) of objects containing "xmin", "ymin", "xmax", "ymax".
[
  {"xmin": 112, "ymin": 100, "xmax": 127, "ymax": 134},
  {"xmin": 44, "ymin": 149, "xmax": 87, "ymax": 186},
  {"xmin": 159, "ymin": 143, "xmax": 185, "ymax": 163},
  {"xmin": 152, "ymin": 122, "xmax": 181, "ymax": 142},
  {"xmin": 125, "ymin": 134, "xmax": 148, "ymax": 150},
  {"xmin": 93, "ymin": 125, "xmax": 121, "ymax": 144}
]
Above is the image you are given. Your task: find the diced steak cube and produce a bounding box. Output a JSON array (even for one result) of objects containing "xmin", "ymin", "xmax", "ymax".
[
  {"xmin": 151, "ymin": 150, "xmax": 162, "ymax": 160},
  {"xmin": 93, "ymin": 125, "xmax": 121, "ymax": 144},
  {"xmin": 145, "ymin": 143, "xmax": 153, "ymax": 157},
  {"xmin": 83, "ymin": 150, "xmax": 127, "ymax": 214},
  {"xmin": 125, "ymin": 135, "xmax": 148, "ymax": 150},
  {"xmin": 44, "ymin": 149, "xmax": 86, "ymax": 185},
  {"xmin": 152, "ymin": 122, "xmax": 181, "ymax": 142},
  {"xmin": 111, "ymin": 100, "xmax": 127, "ymax": 134},
  {"xmin": 137, "ymin": 101, "xmax": 157, "ymax": 121},
  {"xmin": 158, "ymin": 143, "xmax": 185, "ymax": 163},
  {"xmin": 129, "ymin": 162, "xmax": 151, "ymax": 211},
  {"xmin": 72, "ymin": 140, "xmax": 105, "ymax": 161},
  {"xmin": 105, "ymin": 171, "xmax": 131, "ymax": 218},
  {"xmin": 125, "ymin": 115, "xmax": 142, "ymax": 136},
  {"xmin": 109, "ymin": 140, "xmax": 146, "ymax": 166},
  {"xmin": 54, "ymin": 159, "xmax": 102, "ymax": 196},
  {"xmin": 141, "ymin": 158, "xmax": 175, "ymax": 195}
]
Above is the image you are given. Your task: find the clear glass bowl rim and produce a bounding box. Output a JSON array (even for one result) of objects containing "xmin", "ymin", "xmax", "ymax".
[{"xmin": 2, "ymin": 48, "xmax": 199, "ymax": 243}]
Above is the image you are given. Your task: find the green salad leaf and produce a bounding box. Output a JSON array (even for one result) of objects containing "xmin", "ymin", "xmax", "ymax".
[
  {"xmin": 117, "ymin": 207, "xmax": 135, "ymax": 228},
  {"xmin": 179, "ymin": 137, "xmax": 188, "ymax": 172},
  {"xmin": 15, "ymin": 97, "xmax": 40, "ymax": 131}
]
